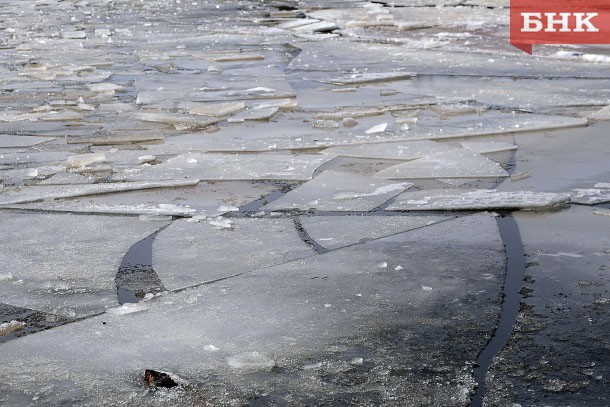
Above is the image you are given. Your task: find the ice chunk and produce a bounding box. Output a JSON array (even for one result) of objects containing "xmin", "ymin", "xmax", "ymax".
[
  {"xmin": 208, "ymin": 53, "xmax": 265, "ymax": 62},
  {"xmin": 570, "ymin": 186, "xmax": 610, "ymax": 205},
  {"xmin": 316, "ymin": 72, "xmax": 416, "ymax": 86},
  {"xmin": 365, "ymin": 123, "xmax": 388, "ymax": 134},
  {"xmin": 0, "ymin": 179, "xmax": 200, "ymax": 206},
  {"xmin": 66, "ymin": 153, "xmax": 107, "ymax": 169},
  {"xmin": 67, "ymin": 134, "xmax": 165, "ymax": 145},
  {"xmin": 178, "ymin": 101, "xmax": 245, "ymax": 117},
  {"xmin": 12, "ymin": 181, "xmax": 275, "ymax": 217},
  {"xmin": 376, "ymin": 149, "xmax": 508, "ymax": 179},
  {"xmin": 262, "ymin": 171, "xmax": 412, "ymax": 212},
  {"xmin": 226, "ymin": 352, "xmax": 275, "ymax": 370},
  {"xmin": 106, "ymin": 303, "xmax": 148, "ymax": 315},
  {"xmin": 135, "ymin": 112, "xmax": 220, "ymax": 130},
  {"xmin": 298, "ymin": 215, "xmax": 447, "ymax": 250},
  {"xmin": 588, "ymin": 105, "xmax": 610, "ymax": 121},
  {"xmin": 592, "ymin": 208, "xmax": 610, "ymax": 217},
  {"xmin": 111, "ymin": 153, "xmax": 333, "ymax": 182},
  {"xmin": 460, "ymin": 141, "xmax": 518, "ymax": 154},
  {"xmin": 86, "ymin": 83, "xmax": 122, "ymax": 94},
  {"xmin": 227, "ymin": 106, "xmax": 279, "ymax": 123},
  {"xmin": 208, "ymin": 218, "xmax": 233, "ymax": 230},
  {"xmin": 323, "ymin": 140, "xmax": 456, "ymax": 160},
  {"xmin": 387, "ymin": 189, "xmax": 570, "ymax": 211},
  {"xmin": 0, "ymin": 135, "xmax": 56, "ymax": 148},
  {"xmin": 0, "ymin": 213, "xmax": 168, "ymax": 317},
  {"xmin": 0, "ymin": 320, "xmax": 26, "ymax": 336}
]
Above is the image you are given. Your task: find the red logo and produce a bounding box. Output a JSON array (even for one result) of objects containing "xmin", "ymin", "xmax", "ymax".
[{"xmin": 510, "ymin": 0, "xmax": 610, "ymax": 54}]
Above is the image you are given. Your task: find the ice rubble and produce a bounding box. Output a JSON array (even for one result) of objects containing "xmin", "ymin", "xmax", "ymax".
[
  {"xmin": 0, "ymin": 212, "xmax": 168, "ymax": 318},
  {"xmin": 387, "ymin": 189, "xmax": 571, "ymax": 211},
  {"xmin": 262, "ymin": 170, "xmax": 412, "ymax": 212},
  {"xmin": 0, "ymin": 214, "xmax": 504, "ymax": 406}
]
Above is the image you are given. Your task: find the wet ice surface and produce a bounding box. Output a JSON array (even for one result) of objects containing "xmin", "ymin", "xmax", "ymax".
[
  {"xmin": 0, "ymin": 214, "xmax": 505, "ymax": 406},
  {"xmin": 0, "ymin": 212, "xmax": 168, "ymax": 318},
  {"xmin": 485, "ymin": 206, "xmax": 610, "ymax": 406},
  {"xmin": 1, "ymin": 0, "xmax": 610, "ymax": 405}
]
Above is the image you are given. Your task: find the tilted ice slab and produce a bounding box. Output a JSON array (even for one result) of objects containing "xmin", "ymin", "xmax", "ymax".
[
  {"xmin": 0, "ymin": 134, "xmax": 56, "ymax": 148},
  {"xmin": 13, "ymin": 181, "xmax": 276, "ymax": 218},
  {"xmin": 112, "ymin": 153, "xmax": 334, "ymax": 182},
  {"xmin": 0, "ymin": 214, "xmax": 505, "ymax": 406},
  {"xmin": 387, "ymin": 189, "xmax": 571, "ymax": 211},
  {"xmin": 314, "ymin": 72, "xmax": 416, "ymax": 86},
  {"xmin": 0, "ymin": 179, "xmax": 200, "ymax": 206},
  {"xmin": 322, "ymin": 140, "xmax": 457, "ymax": 160},
  {"xmin": 0, "ymin": 213, "xmax": 168, "ymax": 318},
  {"xmin": 299, "ymin": 214, "xmax": 449, "ymax": 250},
  {"xmin": 153, "ymin": 218, "xmax": 316, "ymax": 291},
  {"xmin": 460, "ymin": 141, "xmax": 518, "ymax": 154},
  {"xmin": 262, "ymin": 170, "xmax": 412, "ymax": 212},
  {"xmin": 375, "ymin": 149, "xmax": 508, "ymax": 179},
  {"xmin": 570, "ymin": 182, "xmax": 610, "ymax": 205}
]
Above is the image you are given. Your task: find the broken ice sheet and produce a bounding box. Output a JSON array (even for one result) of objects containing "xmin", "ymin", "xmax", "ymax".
[
  {"xmin": 0, "ymin": 135, "xmax": 56, "ymax": 148},
  {"xmin": 111, "ymin": 153, "xmax": 333, "ymax": 182},
  {"xmin": 0, "ymin": 179, "xmax": 200, "ymax": 206},
  {"xmin": 570, "ymin": 182, "xmax": 610, "ymax": 205},
  {"xmin": 322, "ymin": 140, "xmax": 457, "ymax": 161},
  {"xmin": 177, "ymin": 101, "xmax": 245, "ymax": 117},
  {"xmin": 298, "ymin": 214, "xmax": 448, "ymax": 250},
  {"xmin": 0, "ymin": 214, "xmax": 504, "ymax": 406},
  {"xmin": 13, "ymin": 181, "xmax": 277, "ymax": 217},
  {"xmin": 153, "ymin": 218, "xmax": 316, "ymax": 290},
  {"xmin": 0, "ymin": 212, "xmax": 168, "ymax": 318},
  {"xmin": 376, "ymin": 149, "xmax": 508, "ymax": 179},
  {"xmin": 263, "ymin": 170, "xmax": 413, "ymax": 212},
  {"xmin": 387, "ymin": 189, "xmax": 571, "ymax": 211}
]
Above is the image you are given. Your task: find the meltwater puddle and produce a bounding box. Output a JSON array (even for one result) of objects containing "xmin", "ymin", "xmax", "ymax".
[
  {"xmin": 115, "ymin": 225, "xmax": 170, "ymax": 304},
  {"xmin": 471, "ymin": 214, "xmax": 526, "ymax": 406}
]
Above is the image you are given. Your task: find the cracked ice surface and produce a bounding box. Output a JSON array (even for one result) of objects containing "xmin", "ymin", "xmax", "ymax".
[
  {"xmin": 152, "ymin": 218, "xmax": 317, "ymax": 291},
  {"xmin": 298, "ymin": 215, "xmax": 449, "ymax": 250},
  {"xmin": 0, "ymin": 214, "xmax": 505, "ymax": 406},
  {"xmin": 0, "ymin": 213, "xmax": 168, "ymax": 318}
]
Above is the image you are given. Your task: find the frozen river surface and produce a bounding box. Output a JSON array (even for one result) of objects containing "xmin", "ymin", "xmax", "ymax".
[{"xmin": 0, "ymin": 0, "xmax": 609, "ymax": 406}]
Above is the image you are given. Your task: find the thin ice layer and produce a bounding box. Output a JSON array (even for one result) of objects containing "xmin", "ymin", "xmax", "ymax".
[
  {"xmin": 0, "ymin": 213, "xmax": 168, "ymax": 318},
  {"xmin": 375, "ymin": 149, "xmax": 508, "ymax": 179},
  {"xmin": 0, "ymin": 214, "xmax": 504, "ymax": 406},
  {"xmin": 387, "ymin": 189, "xmax": 571, "ymax": 211},
  {"xmin": 299, "ymin": 214, "xmax": 448, "ymax": 250},
  {"xmin": 152, "ymin": 218, "xmax": 316, "ymax": 290},
  {"xmin": 111, "ymin": 153, "xmax": 334, "ymax": 182},
  {"xmin": 262, "ymin": 170, "xmax": 412, "ymax": 211}
]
